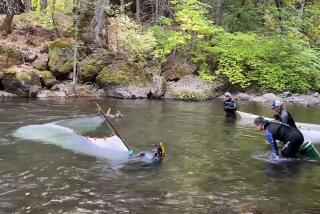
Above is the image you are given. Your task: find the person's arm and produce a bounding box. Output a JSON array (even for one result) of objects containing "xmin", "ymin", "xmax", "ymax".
[
  {"xmin": 280, "ymin": 111, "xmax": 289, "ymax": 124},
  {"xmin": 106, "ymin": 108, "xmax": 111, "ymax": 116},
  {"xmin": 232, "ymin": 100, "xmax": 237, "ymax": 111},
  {"xmin": 223, "ymin": 101, "xmax": 228, "ymax": 111},
  {"xmin": 265, "ymin": 130, "xmax": 279, "ymax": 157}
]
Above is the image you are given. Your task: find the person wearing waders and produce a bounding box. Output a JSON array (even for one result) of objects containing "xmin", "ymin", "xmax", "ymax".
[
  {"xmin": 271, "ymin": 100, "xmax": 297, "ymax": 128},
  {"xmin": 254, "ymin": 117, "xmax": 304, "ymax": 159},
  {"xmin": 223, "ymin": 92, "xmax": 237, "ymax": 119}
]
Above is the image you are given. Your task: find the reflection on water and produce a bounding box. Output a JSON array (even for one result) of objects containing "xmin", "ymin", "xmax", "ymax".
[{"xmin": 0, "ymin": 98, "xmax": 320, "ymax": 213}]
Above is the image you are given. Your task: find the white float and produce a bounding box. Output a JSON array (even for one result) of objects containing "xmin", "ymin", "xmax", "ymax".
[{"xmin": 237, "ymin": 111, "xmax": 320, "ymax": 144}]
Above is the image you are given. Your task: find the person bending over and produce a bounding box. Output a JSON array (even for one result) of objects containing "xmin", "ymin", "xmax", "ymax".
[
  {"xmin": 135, "ymin": 143, "xmax": 165, "ymax": 164},
  {"xmin": 254, "ymin": 117, "xmax": 303, "ymax": 158}
]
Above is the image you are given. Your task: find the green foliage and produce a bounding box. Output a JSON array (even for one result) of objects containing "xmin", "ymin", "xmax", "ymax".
[
  {"xmin": 211, "ymin": 32, "xmax": 320, "ymax": 92},
  {"xmin": 18, "ymin": 0, "xmax": 73, "ymax": 32},
  {"xmin": 96, "ymin": 63, "xmax": 151, "ymax": 87},
  {"xmin": 109, "ymin": 15, "xmax": 156, "ymax": 62},
  {"xmin": 152, "ymin": 0, "xmax": 217, "ymax": 68},
  {"xmin": 151, "ymin": 0, "xmax": 320, "ymax": 92},
  {"xmin": 168, "ymin": 90, "xmax": 208, "ymax": 101}
]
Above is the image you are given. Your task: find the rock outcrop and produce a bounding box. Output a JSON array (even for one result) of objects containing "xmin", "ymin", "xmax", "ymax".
[
  {"xmin": 48, "ymin": 39, "xmax": 74, "ymax": 78},
  {"xmin": 32, "ymin": 54, "xmax": 49, "ymax": 71},
  {"xmin": 79, "ymin": 49, "xmax": 114, "ymax": 82},
  {"xmin": 164, "ymin": 75, "xmax": 222, "ymax": 101},
  {"xmin": 2, "ymin": 66, "xmax": 42, "ymax": 97}
]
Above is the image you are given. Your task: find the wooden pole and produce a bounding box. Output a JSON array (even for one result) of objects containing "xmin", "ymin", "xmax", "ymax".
[{"xmin": 94, "ymin": 102, "xmax": 131, "ymax": 151}]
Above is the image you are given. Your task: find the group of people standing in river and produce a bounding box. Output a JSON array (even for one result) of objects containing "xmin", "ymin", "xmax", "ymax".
[{"xmin": 223, "ymin": 92, "xmax": 303, "ymax": 159}]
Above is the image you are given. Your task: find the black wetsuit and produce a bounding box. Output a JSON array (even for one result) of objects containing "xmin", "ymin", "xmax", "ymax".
[
  {"xmin": 276, "ymin": 110, "xmax": 297, "ymax": 128},
  {"xmin": 264, "ymin": 121, "xmax": 304, "ymax": 158},
  {"xmin": 224, "ymin": 98, "xmax": 237, "ymax": 119}
]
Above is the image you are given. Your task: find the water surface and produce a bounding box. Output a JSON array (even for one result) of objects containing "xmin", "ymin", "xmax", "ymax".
[{"xmin": 1, "ymin": 98, "xmax": 320, "ymax": 213}]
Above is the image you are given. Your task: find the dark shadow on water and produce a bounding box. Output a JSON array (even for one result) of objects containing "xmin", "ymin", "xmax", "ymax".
[
  {"xmin": 264, "ymin": 161, "xmax": 303, "ymax": 180},
  {"xmin": 222, "ymin": 117, "xmax": 237, "ymax": 144}
]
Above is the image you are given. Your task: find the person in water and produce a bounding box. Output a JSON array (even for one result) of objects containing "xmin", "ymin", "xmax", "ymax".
[
  {"xmin": 271, "ymin": 100, "xmax": 297, "ymax": 128},
  {"xmin": 136, "ymin": 143, "xmax": 165, "ymax": 164},
  {"xmin": 106, "ymin": 108, "xmax": 124, "ymax": 118},
  {"xmin": 223, "ymin": 92, "xmax": 237, "ymax": 119},
  {"xmin": 254, "ymin": 117, "xmax": 304, "ymax": 158}
]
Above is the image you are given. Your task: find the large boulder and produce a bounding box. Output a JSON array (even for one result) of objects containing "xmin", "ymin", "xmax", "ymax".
[
  {"xmin": 262, "ymin": 93, "xmax": 278, "ymax": 101},
  {"xmin": 96, "ymin": 61, "xmax": 167, "ymax": 99},
  {"xmin": 164, "ymin": 75, "xmax": 222, "ymax": 101},
  {"xmin": 79, "ymin": 49, "xmax": 114, "ymax": 82},
  {"xmin": 24, "ymin": 52, "xmax": 38, "ymax": 63},
  {"xmin": 0, "ymin": 45, "xmax": 23, "ymax": 69},
  {"xmin": 236, "ymin": 93, "xmax": 251, "ymax": 100},
  {"xmin": 105, "ymin": 85, "xmax": 151, "ymax": 99},
  {"xmin": 32, "ymin": 54, "xmax": 49, "ymax": 71},
  {"xmin": 161, "ymin": 54, "xmax": 197, "ymax": 81},
  {"xmin": 39, "ymin": 70, "xmax": 57, "ymax": 88},
  {"xmin": 37, "ymin": 90, "xmax": 66, "ymax": 98},
  {"xmin": 0, "ymin": 91, "xmax": 17, "ymax": 100},
  {"xmin": 38, "ymin": 82, "xmax": 101, "ymax": 98},
  {"xmin": 2, "ymin": 66, "xmax": 42, "ymax": 97},
  {"xmin": 150, "ymin": 75, "xmax": 166, "ymax": 98},
  {"xmin": 48, "ymin": 39, "xmax": 74, "ymax": 78},
  {"xmin": 96, "ymin": 62, "xmax": 151, "ymax": 88}
]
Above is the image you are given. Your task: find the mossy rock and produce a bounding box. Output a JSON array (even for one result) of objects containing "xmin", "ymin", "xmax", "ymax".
[
  {"xmin": 166, "ymin": 91, "xmax": 208, "ymax": 101},
  {"xmin": 2, "ymin": 66, "xmax": 42, "ymax": 96},
  {"xmin": 40, "ymin": 70, "xmax": 57, "ymax": 88},
  {"xmin": 161, "ymin": 53, "xmax": 197, "ymax": 81},
  {"xmin": 33, "ymin": 54, "xmax": 49, "ymax": 71},
  {"xmin": 48, "ymin": 39, "xmax": 74, "ymax": 78},
  {"xmin": 164, "ymin": 75, "xmax": 222, "ymax": 101},
  {"xmin": 79, "ymin": 49, "xmax": 115, "ymax": 82},
  {"xmin": 96, "ymin": 62, "xmax": 151, "ymax": 87},
  {"xmin": 0, "ymin": 45, "xmax": 23, "ymax": 69},
  {"xmin": 26, "ymin": 35, "xmax": 38, "ymax": 46}
]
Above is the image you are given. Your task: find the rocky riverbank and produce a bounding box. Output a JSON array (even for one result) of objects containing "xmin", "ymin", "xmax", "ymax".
[
  {"xmin": 0, "ymin": 35, "xmax": 223, "ymax": 101},
  {"xmin": 229, "ymin": 92, "xmax": 320, "ymax": 107},
  {"xmin": 0, "ymin": 23, "xmax": 319, "ymax": 106}
]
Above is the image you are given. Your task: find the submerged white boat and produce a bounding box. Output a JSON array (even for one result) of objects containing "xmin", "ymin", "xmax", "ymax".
[
  {"xmin": 237, "ymin": 111, "xmax": 320, "ymax": 144},
  {"xmin": 13, "ymin": 122, "xmax": 131, "ymax": 162}
]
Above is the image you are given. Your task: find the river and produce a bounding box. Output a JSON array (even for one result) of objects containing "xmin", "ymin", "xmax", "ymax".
[{"xmin": 1, "ymin": 98, "xmax": 320, "ymax": 213}]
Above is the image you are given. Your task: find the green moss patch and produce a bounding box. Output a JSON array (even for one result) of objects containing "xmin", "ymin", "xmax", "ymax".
[
  {"xmin": 96, "ymin": 63, "xmax": 151, "ymax": 87},
  {"xmin": 0, "ymin": 46, "xmax": 22, "ymax": 69}
]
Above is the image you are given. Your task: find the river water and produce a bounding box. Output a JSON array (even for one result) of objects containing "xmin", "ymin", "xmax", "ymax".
[{"xmin": 1, "ymin": 98, "xmax": 320, "ymax": 213}]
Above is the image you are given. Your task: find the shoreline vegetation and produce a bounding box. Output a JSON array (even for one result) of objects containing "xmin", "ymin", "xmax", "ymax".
[{"xmin": 1, "ymin": 0, "xmax": 320, "ymax": 106}]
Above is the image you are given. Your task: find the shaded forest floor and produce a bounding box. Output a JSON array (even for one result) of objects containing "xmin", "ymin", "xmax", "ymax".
[{"xmin": 0, "ymin": 15, "xmax": 56, "ymax": 56}]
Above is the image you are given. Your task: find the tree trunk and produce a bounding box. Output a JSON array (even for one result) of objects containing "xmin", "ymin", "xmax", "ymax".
[
  {"xmin": 91, "ymin": 0, "xmax": 109, "ymax": 47},
  {"xmin": 41, "ymin": 0, "xmax": 48, "ymax": 10},
  {"xmin": 24, "ymin": 0, "xmax": 32, "ymax": 12},
  {"xmin": 52, "ymin": 0, "xmax": 60, "ymax": 35},
  {"xmin": 297, "ymin": 0, "xmax": 306, "ymax": 21},
  {"xmin": 155, "ymin": 0, "xmax": 159, "ymax": 21},
  {"xmin": 136, "ymin": 0, "xmax": 140, "ymax": 22},
  {"xmin": 73, "ymin": 0, "xmax": 81, "ymax": 85},
  {"xmin": 0, "ymin": 15, "xmax": 14, "ymax": 36},
  {"xmin": 214, "ymin": 0, "xmax": 223, "ymax": 25},
  {"xmin": 120, "ymin": 0, "xmax": 125, "ymax": 13}
]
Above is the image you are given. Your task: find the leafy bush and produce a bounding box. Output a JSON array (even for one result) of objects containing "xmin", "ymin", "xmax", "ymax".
[
  {"xmin": 211, "ymin": 32, "xmax": 320, "ymax": 92},
  {"xmin": 108, "ymin": 15, "xmax": 156, "ymax": 62}
]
